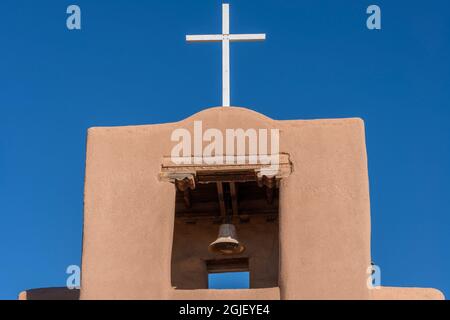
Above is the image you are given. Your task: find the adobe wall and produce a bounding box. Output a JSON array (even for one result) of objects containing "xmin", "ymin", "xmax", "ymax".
[
  {"xmin": 278, "ymin": 117, "xmax": 371, "ymax": 299},
  {"xmin": 80, "ymin": 106, "xmax": 429, "ymax": 300},
  {"xmin": 170, "ymin": 287, "xmax": 280, "ymax": 300},
  {"xmin": 370, "ymin": 287, "xmax": 444, "ymax": 300},
  {"xmin": 80, "ymin": 106, "xmax": 371, "ymax": 299},
  {"xmin": 18, "ymin": 288, "xmax": 80, "ymax": 300}
]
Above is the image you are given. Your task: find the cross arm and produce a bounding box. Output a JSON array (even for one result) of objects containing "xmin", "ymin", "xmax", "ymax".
[
  {"xmin": 228, "ymin": 34, "xmax": 266, "ymax": 42},
  {"xmin": 186, "ymin": 34, "xmax": 224, "ymax": 43},
  {"xmin": 186, "ymin": 33, "xmax": 266, "ymax": 43}
]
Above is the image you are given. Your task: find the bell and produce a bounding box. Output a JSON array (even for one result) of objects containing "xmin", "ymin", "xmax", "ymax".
[{"xmin": 208, "ymin": 224, "xmax": 245, "ymax": 255}]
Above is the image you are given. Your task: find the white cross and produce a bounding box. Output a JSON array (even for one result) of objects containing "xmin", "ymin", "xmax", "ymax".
[{"xmin": 186, "ymin": 3, "xmax": 266, "ymax": 107}]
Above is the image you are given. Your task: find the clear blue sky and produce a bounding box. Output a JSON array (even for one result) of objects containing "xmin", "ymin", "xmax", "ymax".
[{"xmin": 0, "ymin": 0, "xmax": 449, "ymax": 300}]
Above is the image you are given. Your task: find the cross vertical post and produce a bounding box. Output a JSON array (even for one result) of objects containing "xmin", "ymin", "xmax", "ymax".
[
  {"xmin": 186, "ymin": 4, "xmax": 266, "ymax": 107},
  {"xmin": 222, "ymin": 4, "xmax": 230, "ymax": 106}
]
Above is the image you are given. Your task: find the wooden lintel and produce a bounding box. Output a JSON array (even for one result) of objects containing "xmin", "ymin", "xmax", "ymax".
[
  {"xmin": 160, "ymin": 153, "xmax": 292, "ymax": 184},
  {"xmin": 197, "ymin": 170, "xmax": 256, "ymax": 183}
]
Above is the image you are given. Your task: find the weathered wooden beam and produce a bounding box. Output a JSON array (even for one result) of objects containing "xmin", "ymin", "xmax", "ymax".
[
  {"xmin": 175, "ymin": 177, "xmax": 196, "ymax": 192},
  {"xmin": 257, "ymin": 176, "xmax": 277, "ymax": 205},
  {"xmin": 229, "ymin": 182, "xmax": 239, "ymax": 218},
  {"xmin": 197, "ymin": 170, "xmax": 256, "ymax": 183},
  {"xmin": 183, "ymin": 189, "xmax": 192, "ymax": 209},
  {"xmin": 176, "ymin": 212, "xmax": 278, "ymax": 222},
  {"xmin": 266, "ymin": 186, "xmax": 274, "ymax": 205},
  {"xmin": 159, "ymin": 153, "xmax": 292, "ymax": 183},
  {"xmin": 216, "ymin": 182, "xmax": 227, "ymax": 218}
]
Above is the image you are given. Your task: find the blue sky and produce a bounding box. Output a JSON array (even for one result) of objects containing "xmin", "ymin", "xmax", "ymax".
[{"xmin": 0, "ymin": 0, "xmax": 449, "ymax": 299}]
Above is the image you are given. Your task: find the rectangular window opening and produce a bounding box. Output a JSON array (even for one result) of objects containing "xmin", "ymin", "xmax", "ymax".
[
  {"xmin": 208, "ymin": 272, "xmax": 250, "ymax": 290},
  {"xmin": 207, "ymin": 258, "xmax": 250, "ymax": 290}
]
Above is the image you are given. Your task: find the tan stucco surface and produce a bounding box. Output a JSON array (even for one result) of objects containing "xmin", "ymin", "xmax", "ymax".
[
  {"xmin": 18, "ymin": 288, "xmax": 80, "ymax": 300},
  {"xmin": 370, "ymin": 287, "xmax": 444, "ymax": 300},
  {"xmin": 171, "ymin": 287, "xmax": 280, "ymax": 300},
  {"xmin": 53, "ymin": 106, "xmax": 442, "ymax": 300}
]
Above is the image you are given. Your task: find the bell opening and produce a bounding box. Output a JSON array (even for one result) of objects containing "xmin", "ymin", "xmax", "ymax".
[{"xmin": 171, "ymin": 180, "xmax": 279, "ymax": 290}]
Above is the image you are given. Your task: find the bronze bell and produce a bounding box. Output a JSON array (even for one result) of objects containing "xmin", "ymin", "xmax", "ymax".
[{"xmin": 208, "ymin": 224, "xmax": 245, "ymax": 255}]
